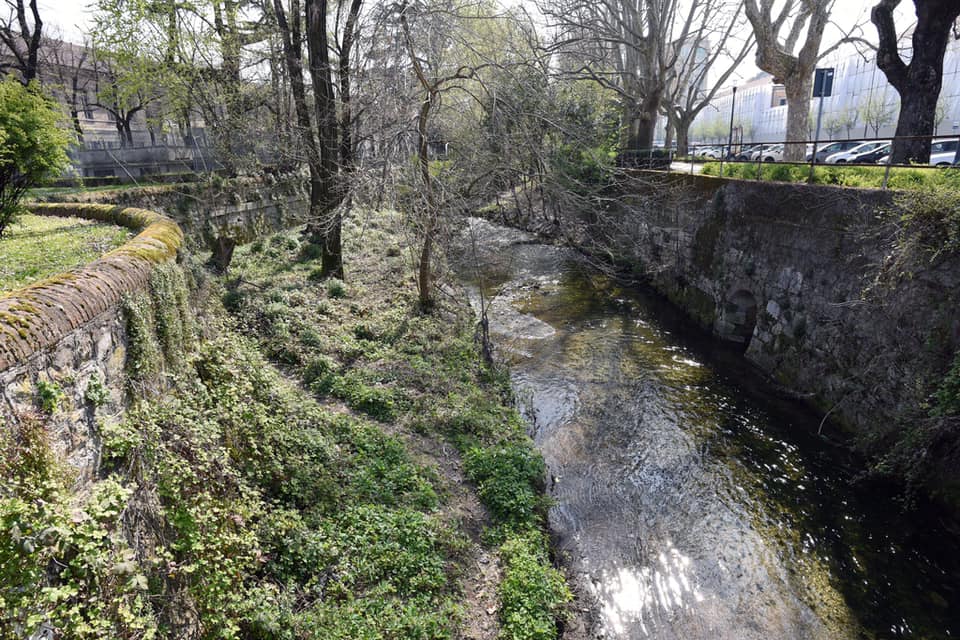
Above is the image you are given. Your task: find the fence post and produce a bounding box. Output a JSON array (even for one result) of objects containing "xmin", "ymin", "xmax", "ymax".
[{"xmin": 882, "ymin": 145, "xmax": 893, "ymax": 189}]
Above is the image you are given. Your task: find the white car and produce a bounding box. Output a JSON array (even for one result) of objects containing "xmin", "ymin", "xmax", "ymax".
[
  {"xmin": 930, "ymin": 151, "xmax": 959, "ymax": 166},
  {"xmin": 759, "ymin": 144, "xmax": 784, "ymax": 162},
  {"xmin": 749, "ymin": 144, "xmax": 779, "ymax": 161},
  {"xmin": 825, "ymin": 141, "xmax": 888, "ymax": 163},
  {"xmin": 929, "ymin": 139, "xmax": 958, "ymax": 165}
]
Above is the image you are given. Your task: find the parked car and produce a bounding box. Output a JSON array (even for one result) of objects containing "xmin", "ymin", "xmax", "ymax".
[
  {"xmin": 751, "ymin": 144, "xmax": 782, "ymax": 161},
  {"xmin": 734, "ymin": 144, "xmax": 763, "ymax": 161},
  {"xmin": 929, "ymin": 139, "xmax": 958, "ymax": 165},
  {"xmin": 930, "ymin": 151, "xmax": 959, "ymax": 166},
  {"xmin": 847, "ymin": 143, "xmax": 890, "ymax": 164},
  {"xmin": 806, "ymin": 140, "xmax": 862, "ymax": 163},
  {"xmin": 825, "ymin": 141, "xmax": 888, "ymax": 163},
  {"xmin": 760, "ymin": 144, "xmax": 784, "ymax": 162},
  {"xmin": 693, "ymin": 146, "xmax": 722, "ymax": 159}
]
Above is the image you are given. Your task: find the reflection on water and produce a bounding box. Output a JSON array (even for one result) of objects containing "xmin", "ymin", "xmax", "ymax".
[
  {"xmin": 454, "ymin": 218, "xmax": 960, "ymax": 639},
  {"xmin": 599, "ymin": 542, "xmax": 705, "ymax": 637}
]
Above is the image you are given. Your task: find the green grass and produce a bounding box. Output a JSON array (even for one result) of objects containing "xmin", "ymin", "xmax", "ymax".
[
  {"xmin": 0, "ymin": 213, "xmax": 130, "ymax": 294},
  {"xmin": 1, "ymin": 209, "xmax": 572, "ymax": 640},
  {"xmin": 228, "ymin": 211, "xmax": 571, "ymax": 638},
  {"xmin": 700, "ymin": 161, "xmax": 960, "ymax": 191}
]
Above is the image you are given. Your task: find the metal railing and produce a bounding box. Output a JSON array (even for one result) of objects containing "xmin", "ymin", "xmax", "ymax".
[{"xmin": 668, "ymin": 133, "xmax": 960, "ymax": 189}]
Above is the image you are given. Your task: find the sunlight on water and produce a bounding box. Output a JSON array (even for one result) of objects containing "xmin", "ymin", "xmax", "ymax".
[
  {"xmin": 453, "ymin": 218, "xmax": 960, "ymax": 639},
  {"xmin": 597, "ymin": 542, "xmax": 705, "ymax": 637}
]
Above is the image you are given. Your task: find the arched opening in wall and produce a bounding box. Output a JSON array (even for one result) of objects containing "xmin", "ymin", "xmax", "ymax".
[{"xmin": 721, "ymin": 289, "xmax": 758, "ymax": 350}]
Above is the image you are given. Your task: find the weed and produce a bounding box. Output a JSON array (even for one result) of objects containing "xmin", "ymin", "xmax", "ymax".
[
  {"xmin": 933, "ymin": 350, "xmax": 960, "ymax": 417},
  {"xmin": 464, "ymin": 443, "xmax": 547, "ymax": 529},
  {"xmin": 326, "ymin": 278, "xmax": 347, "ymax": 298},
  {"xmin": 300, "ymin": 327, "xmax": 324, "ymax": 348},
  {"xmin": 84, "ymin": 375, "xmax": 109, "ymax": 408},
  {"xmin": 35, "ymin": 380, "xmax": 64, "ymax": 414},
  {"xmin": 498, "ymin": 531, "xmax": 572, "ymax": 640}
]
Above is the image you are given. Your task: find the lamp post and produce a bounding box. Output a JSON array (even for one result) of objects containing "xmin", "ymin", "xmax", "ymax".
[{"xmin": 721, "ymin": 86, "xmax": 737, "ymax": 175}]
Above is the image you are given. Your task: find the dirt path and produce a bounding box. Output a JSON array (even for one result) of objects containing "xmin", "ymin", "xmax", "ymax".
[{"xmin": 398, "ymin": 429, "xmax": 502, "ymax": 640}]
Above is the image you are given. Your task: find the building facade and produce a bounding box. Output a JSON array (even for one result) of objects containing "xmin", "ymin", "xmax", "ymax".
[{"xmin": 683, "ymin": 37, "xmax": 960, "ymax": 146}]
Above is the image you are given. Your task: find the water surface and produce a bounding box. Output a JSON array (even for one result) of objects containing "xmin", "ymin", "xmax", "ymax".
[{"xmin": 454, "ymin": 218, "xmax": 960, "ymax": 639}]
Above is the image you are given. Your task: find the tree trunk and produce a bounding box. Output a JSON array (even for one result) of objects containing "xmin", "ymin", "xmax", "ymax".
[
  {"xmin": 676, "ymin": 115, "xmax": 693, "ymax": 157},
  {"xmin": 621, "ymin": 100, "xmax": 658, "ymax": 165},
  {"xmin": 306, "ymin": 0, "xmax": 343, "ymax": 278},
  {"xmin": 873, "ymin": 0, "xmax": 960, "ymax": 163},
  {"xmin": 70, "ymin": 108, "xmax": 84, "ymax": 144},
  {"xmin": 783, "ymin": 76, "xmax": 812, "ymax": 161},
  {"xmin": 891, "ymin": 89, "xmax": 938, "ymax": 163},
  {"xmin": 115, "ymin": 117, "xmax": 127, "ymax": 147}
]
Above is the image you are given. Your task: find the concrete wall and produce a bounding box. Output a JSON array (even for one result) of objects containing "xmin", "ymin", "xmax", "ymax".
[{"xmin": 531, "ymin": 173, "xmax": 960, "ymax": 459}]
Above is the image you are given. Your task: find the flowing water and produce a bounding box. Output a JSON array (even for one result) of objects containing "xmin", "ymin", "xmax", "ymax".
[{"xmin": 454, "ymin": 218, "xmax": 960, "ymax": 640}]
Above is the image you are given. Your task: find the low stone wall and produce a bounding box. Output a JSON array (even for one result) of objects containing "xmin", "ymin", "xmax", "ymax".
[
  {"xmin": 0, "ymin": 203, "xmax": 183, "ymax": 480},
  {"xmin": 37, "ymin": 174, "xmax": 310, "ymax": 257}
]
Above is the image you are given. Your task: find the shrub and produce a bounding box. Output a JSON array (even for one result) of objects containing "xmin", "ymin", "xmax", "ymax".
[
  {"xmin": 933, "ymin": 351, "xmax": 960, "ymax": 417},
  {"xmin": 36, "ymin": 380, "xmax": 64, "ymax": 414},
  {"xmin": 463, "ymin": 443, "xmax": 546, "ymax": 528},
  {"xmin": 326, "ymin": 278, "xmax": 347, "ymax": 298},
  {"xmin": 499, "ymin": 532, "xmax": 571, "ymax": 640},
  {"xmin": 0, "ymin": 78, "xmax": 72, "ymax": 238},
  {"xmin": 84, "ymin": 375, "xmax": 109, "ymax": 408},
  {"xmin": 298, "ymin": 243, "xmax": 324, "ymax": 262}
]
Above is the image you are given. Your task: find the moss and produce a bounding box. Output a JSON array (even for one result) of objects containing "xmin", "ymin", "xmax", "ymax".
[
  {"xmin": 121, "ymin": 291, "xmax": 162, "ymax": 390},
  {"xmin": 148, "ymin": 262, "xmax": 194, "ymax": 370}
]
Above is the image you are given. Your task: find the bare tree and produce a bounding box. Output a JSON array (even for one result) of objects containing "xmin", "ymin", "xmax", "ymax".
[
  {"xmin": 743, "ymin": 0, "xmax": 864, "ymax": 159},
  {"xmin": 0, "ymin": 0, "xmax": 42, "ymax": 83},
  {"xmin": 860, "ymin": 92, "xmax": 896, "ymax": 136},
  {"xmin": 44, "ymin": 37, "xmax": 92, "ymax": 143},
  {"xmin": 872, "ymin": 0, "xmax": 960, "ymax": 163},
  {"xmin": 743, "ymin": 0, "xmax": 829, "ymax": 159},
  {"xmin": 540, "ymin": 0, "xmax": 718, "ymax": 162},
  {"xmin": 272, "ymin": 0, "xmax": 362, "ymax": 278},
  {"xmin": 661, "ymin": 0, "xmax": 754, "ymax": 156}
]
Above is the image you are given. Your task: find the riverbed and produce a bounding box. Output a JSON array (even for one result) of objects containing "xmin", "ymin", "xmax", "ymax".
[{"xmin": 454, "ymin": 218, "xmax": 960, "ymax": 639}]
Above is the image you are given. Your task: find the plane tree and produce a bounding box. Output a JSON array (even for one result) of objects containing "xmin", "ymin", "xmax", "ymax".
[{"xmin": 871, "ymin": 0, "xmax": 960, "ymax": 163}]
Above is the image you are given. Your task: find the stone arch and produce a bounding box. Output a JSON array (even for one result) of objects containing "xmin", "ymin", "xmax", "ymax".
[{"xmin": 717, "ymin": 289, "xmax": 758, "ymax": 349}]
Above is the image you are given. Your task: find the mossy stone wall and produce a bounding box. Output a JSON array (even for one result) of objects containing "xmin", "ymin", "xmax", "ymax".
[{"xmin": 0, "ymin": 203, "xmax": 185, "ymax": 483}]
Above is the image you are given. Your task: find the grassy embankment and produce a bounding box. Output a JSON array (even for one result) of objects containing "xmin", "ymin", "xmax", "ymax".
[
  {"xmin": 0, "ymin": 213, "xmax": 130, "ymax": 293},
  {"xmin": 700, "ymin": 160, "xmax": 960, "ymax": 191},
  {"xmin": 1, "ymin": 209, "xmax": 570, "ymax": 639}
]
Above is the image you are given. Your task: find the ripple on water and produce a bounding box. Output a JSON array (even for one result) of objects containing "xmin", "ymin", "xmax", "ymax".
[{"xmin": 452, "ymin": 219, "xmax": 960, "ymax": 640}]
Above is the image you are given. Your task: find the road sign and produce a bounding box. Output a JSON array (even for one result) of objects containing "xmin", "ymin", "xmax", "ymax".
[{"xmin": 813, "ymin": 68, "xmax": 834, "ymax": 98}]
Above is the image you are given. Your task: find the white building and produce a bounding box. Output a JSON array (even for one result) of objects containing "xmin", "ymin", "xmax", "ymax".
[{"xmin": 683, "ymin": 37, "xmax": 960, "ymax": 146}]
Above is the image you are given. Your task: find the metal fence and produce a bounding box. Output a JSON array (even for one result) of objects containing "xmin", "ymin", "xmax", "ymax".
[{"xmin": 626, "ymin": 133, "xmax": 960, "ymax": 189}]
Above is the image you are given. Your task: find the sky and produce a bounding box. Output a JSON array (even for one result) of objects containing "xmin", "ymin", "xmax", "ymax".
[{"xmin": 40, "ymin": 0, "xmax": 912, "ymax": 82}]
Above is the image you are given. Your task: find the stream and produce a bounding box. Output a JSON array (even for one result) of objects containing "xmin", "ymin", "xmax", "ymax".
[{"xmin": 454, "ymin": 218, "xmax": 960, "ymax": 639}]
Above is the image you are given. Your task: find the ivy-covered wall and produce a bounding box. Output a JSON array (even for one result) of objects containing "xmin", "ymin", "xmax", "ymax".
[{"xmin": 0, "ymin": 204, "xmax": 186, "ymax": 483}]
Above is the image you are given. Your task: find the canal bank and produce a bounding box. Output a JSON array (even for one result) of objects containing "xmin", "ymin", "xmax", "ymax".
[
  {"xmin": 484, "ymin": 173, "xmax": 960, "ymax": 510},
  {"xmin": 453, "ymin": 217, "xmax": 960, "ymax": 639}
]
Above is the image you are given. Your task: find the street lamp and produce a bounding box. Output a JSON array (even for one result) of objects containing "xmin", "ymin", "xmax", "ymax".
[{"xmin": 721, "ymin": 86, "xmax": 737, "ymax": 174}]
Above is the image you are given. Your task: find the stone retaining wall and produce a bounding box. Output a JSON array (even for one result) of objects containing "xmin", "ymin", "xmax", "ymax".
[
  {"xmin": 0, "ymin": 203, "xmax": 183, "ymax": 480},
  {"xmin": 503, "ymin": 172, "xmax": 960, "ymax": 498}
]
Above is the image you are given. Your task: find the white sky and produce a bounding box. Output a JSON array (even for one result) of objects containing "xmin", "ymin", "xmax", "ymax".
[{"xmin": 40, "ymin": 0, "xmax": 911, "ymax": 84}]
